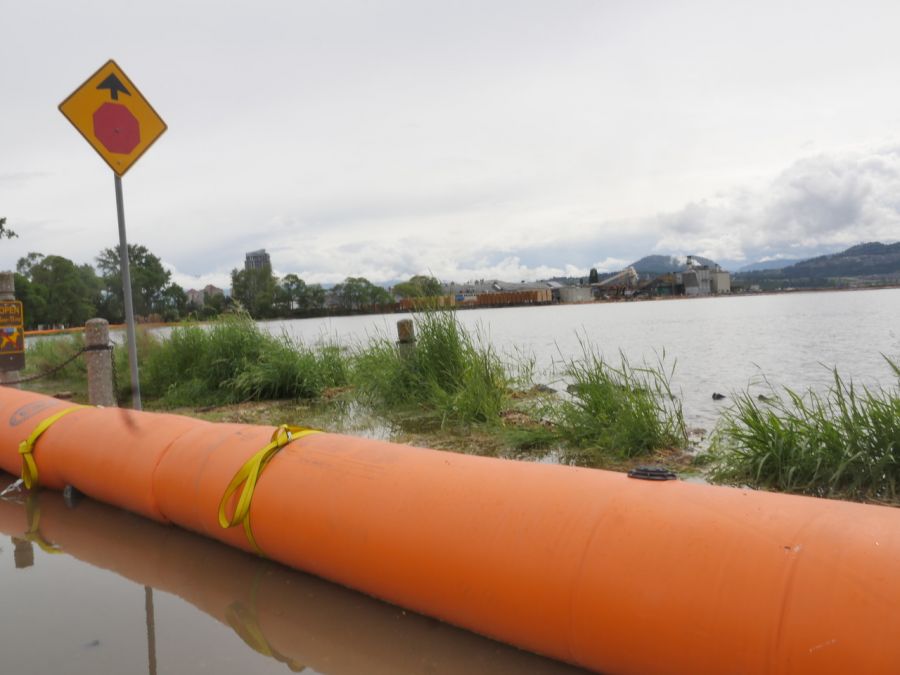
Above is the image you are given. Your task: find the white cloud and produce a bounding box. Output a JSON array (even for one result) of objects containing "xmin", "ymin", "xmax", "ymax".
[
  {"xmin": 650, "ymin": 144, "xmax": 900, "ymax": 265},
  {"xmin": 591, "ymin": 257, "xmax": 632, "ymax": 273}
]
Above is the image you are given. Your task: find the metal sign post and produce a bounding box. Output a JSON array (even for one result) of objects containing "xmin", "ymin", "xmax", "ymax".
[
  {"xmin": 59, "ymin": 60, "xmax": 167, "ymax": 411},
  {"xmin": 114, "ymin": 175, "xmax": 142, "ymax": 409}
]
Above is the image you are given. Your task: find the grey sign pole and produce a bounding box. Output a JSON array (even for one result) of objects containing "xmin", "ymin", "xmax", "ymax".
[{"xmin": 114, "ymin": 174, "xmax": 142, "ymax": 410}]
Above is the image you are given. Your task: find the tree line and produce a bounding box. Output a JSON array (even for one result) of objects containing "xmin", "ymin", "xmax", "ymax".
[{"xmin": 10, "ymin": 239, "xmax": 443, "ymax": 329}]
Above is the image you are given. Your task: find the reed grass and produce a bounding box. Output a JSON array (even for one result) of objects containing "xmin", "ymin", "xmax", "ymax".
[
  {"xmin": 351, "ymin": 310, "xmax": 509, "ymax": 426},
  {"xmin": 710, "ymin": 360, "xmax": 900, "ymax": 502},
  {"xmin": 551, "ymin": 343, "xmax": 687, "ymax": 460},
  {"xmin": 140, "ymin": 313, "xmax": 348, "ymax": 407},
  {"xmin": 24, "ymin": 334, "xmax": 86, "ymax": 381}
]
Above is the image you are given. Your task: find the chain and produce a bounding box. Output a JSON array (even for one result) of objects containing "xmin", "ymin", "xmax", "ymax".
[{"xmin": 0, "ymin": 344, "xmax": 113, "ymax": 386}]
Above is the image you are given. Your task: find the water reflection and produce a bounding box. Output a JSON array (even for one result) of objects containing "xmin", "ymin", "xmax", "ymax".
[{"xmin": 0, "ymin": 475, "xmax": 588, "ymax": 675}]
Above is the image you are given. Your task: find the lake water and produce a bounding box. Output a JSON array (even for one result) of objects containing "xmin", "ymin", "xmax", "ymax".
[{"xmin": 263, "ymin": 288, "xmax": 900, "ymax": 434}]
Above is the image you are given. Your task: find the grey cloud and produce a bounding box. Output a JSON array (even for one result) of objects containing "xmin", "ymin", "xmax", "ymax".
[{"xmin": 651, "ymin": 145, "xmax": 900, "ymax": 264}]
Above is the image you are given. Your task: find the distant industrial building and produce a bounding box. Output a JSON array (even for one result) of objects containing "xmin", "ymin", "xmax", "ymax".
[
  {"xmin": 441, "ymin": 279, "xmax": 556, "ymax": 306},
  {"xmin": 558, "ymin": 287, "xmax": 594, "ymax": 303},
  {"xmin": 245, "ymin": 249, "xmax": 271, "ymax": 271},
  {"xmin": 677, "ymin": 257, "xmax": 730, "ymax": 296},
  {"xmin": 711, "ymin": 269, "xmax": 731, "ymax": 294}
]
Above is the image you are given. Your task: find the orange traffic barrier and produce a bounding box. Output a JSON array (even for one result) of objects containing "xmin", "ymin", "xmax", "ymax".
[{"xmin": 0, "ymin": 387, "xmax": 899, "ymax": 675}]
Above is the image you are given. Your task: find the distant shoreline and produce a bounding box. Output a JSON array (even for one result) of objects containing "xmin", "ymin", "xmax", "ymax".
[{"xmin": 23, "ymin": 282, "xmax": 900, "ymax": 338}]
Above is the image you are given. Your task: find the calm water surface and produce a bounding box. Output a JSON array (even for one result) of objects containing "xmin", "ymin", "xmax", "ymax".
[
  {"xmin": 264, "ymin": 288, "xmax": 900, "ymax": 433},
  {"xmin": 0, "ymin": 478, "xmax": 588, "ymax": 675}
]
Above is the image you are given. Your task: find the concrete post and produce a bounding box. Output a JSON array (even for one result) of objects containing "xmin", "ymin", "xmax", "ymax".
[
  {"xmin": 0, "ymin": 272, "xmax": 20, "ymax": 387},
  {"xmin": 85, "ymin": 318, "xmax": 116, "ymax": 407}
]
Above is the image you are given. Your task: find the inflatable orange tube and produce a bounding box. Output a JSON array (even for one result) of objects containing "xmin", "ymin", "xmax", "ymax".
[
  {"xmin": 1, "ymin": 388, "xmax": 899, "ymax": 675},
  {"xmin": 0, "ymin": 481, "xmax": 579, "ymax": 675}
]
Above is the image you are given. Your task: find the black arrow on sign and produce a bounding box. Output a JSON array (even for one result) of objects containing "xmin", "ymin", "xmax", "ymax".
[{"xmin": 97, "ymin": 73, "xmax": 131, "ymax": 101}]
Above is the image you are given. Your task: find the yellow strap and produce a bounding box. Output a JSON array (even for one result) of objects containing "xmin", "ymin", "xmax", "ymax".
[
  {"xmin": 18, "ymin": 405, "xmax": 87, "ymax": 490},
  {"xmin": 225, "ymin": 568, "xmax": 306, "ymax": 672},
  {"xmin": 24, "ymin": 494, "xmax": 63, "ymax": 555},
  {"xmin": 218, "ymin": 424, "xmax": 320, "ymax": 555}
]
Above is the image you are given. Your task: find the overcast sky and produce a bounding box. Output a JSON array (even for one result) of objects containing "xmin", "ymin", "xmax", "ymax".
[{"xmin": 3, "ymin": 0, "xmax": 900, "ymax": 289}]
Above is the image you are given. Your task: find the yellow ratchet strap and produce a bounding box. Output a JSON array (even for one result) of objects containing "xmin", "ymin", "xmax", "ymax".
[
  {"xmin": 19, "ymin": 405, "xmax": 88, "ymax": 490},
  {"xmin": 24, "ymin": 494, "xmax": 63, "ymax": 555},
  {"xmin": 218, "ymin": 424, "xmax": 321, "ymax": 555}
]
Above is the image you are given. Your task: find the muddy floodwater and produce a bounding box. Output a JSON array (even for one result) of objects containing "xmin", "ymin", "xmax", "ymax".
[
  {"xmin": 263, "ymin": 288, "xmax": 900, "ymax": 434},
  {"xmin": 0, "ymin": 476, "xmax": 588, "ymax": 675}
]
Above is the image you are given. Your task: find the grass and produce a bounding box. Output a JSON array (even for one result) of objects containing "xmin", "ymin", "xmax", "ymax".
[
  {"xmin": 709, "ymin": 360, "xmax": 900, "ymax": 503},
  {"xmin": 351, "ymin": 310, "xmax": 509, "ymax": 427},
  {"xmin": 138, "ymin": 313, "xmax": 349, "ymax": 408},
  {"xmin": 548, "ymin": 343, "xmax": 687, "ymax": 462},
  {"xmin": 24, "ymin": 311, "xmax": 900, "ymax": 503},
  {"xmin": 23, "ymin": 334, "xmax": 87, "ymax": 381}
]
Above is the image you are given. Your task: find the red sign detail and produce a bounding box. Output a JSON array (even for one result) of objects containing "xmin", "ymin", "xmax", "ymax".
[{"xmin": 92, "ymin": 103, "xmax": 141, "ymax": 154}]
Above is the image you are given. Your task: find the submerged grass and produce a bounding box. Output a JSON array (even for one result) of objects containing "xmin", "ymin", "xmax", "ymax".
[
  {"xmin": 351, "ymin": 310, "xmax": 509, "ymax": 426},
  {"xmin": 709, "ymin": 360, "xmax": 900, "ymax": 503},
  {"xmin": 549, "ymin": 342, "xmax": 687, "ymax": 461}
]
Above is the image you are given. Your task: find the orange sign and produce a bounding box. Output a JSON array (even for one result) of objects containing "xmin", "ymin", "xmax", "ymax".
[
  {"xmin": 0, "ymin": 300, "xmax": 25, "ymax": 371},
  {"xmin": 59, "ymin": 60, "xmax": 167, "ymax": 176}
]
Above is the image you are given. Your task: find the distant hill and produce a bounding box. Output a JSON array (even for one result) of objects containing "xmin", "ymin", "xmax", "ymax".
[
  {"xmin": 738, "ymin": 258, "xmax": 805, "ymax": 272},
  {"xmin": 780, "ymin": 242, "xmax": 900, "ymax": 278},
  {"xmin": 630, "ymin": 254, "xmax": 718, "ymax": 275}
]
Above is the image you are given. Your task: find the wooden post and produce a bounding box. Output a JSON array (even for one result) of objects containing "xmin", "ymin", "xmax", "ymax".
[
  {"xmin": 397, "ymin": 319, "xmax": 416, "ymax": 358},
  {"xmin": 85, "ymin": 318, "xmax": 116, "ymax": 407}
]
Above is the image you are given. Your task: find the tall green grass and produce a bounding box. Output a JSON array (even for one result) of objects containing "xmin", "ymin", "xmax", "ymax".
[
  {"xmin": 551, "ymin": 344, "xmax": 687, "ymax": 460},
  {"xmin": 351, "ymin": 310, "xmax": 508, "ymax": 426},
  {"xmin": 140, "ymin": 313, "xmax": 348, "ymax": 407},
  {"xmin": 710, "ymin": 361, "xmax": 900, "ymax": 502},
  {"xmin": 24, "ymin": 334, "xmax": 86, "ymax": 381}
]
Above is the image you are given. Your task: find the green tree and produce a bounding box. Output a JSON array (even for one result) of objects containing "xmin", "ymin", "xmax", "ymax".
[
  {"xmin": 16, "ymin": 252, "xmax": 100, "ymax": 327},
  {"xmin": 205, "ymin": 292, "xmax": 228, "ymax": 316},
  {"xmin": 281, "ymin": 274, "xmax": 306, "ymax": 312},
  {"xmin": 280, "ymin": 274, "xmax": 326, "ymax": 314},
  {"xmin": 303, "ymin": 283, "xmax": 325, "ymax": 312},
  {"xmin": 231, "ymin": 265, "xmax": 278, "ymax": 318},
  {"xmin": 589, "ymin": 268, "xmax": 599, "ymax": 284},
  {"xmin": 96, "ymin": 244, "xmax": 173, "ymax": 320},
  {"xmin": 0, "ymin": 217, "xmax": 17, "ymax": 240},
  {"xmin": 161, "ymin": 284, "xmax": 188, "ymax": 322},
  {"xmin": 332, "ymin": 277, "xmax": 393, "ymax": 310},
  {"xmin": 393, "ymin": 275, "xmax": 443, "ymax": 298},
  {"xmin": 13, "ymin": 274, "xmax": 47, "ymax": 330}
]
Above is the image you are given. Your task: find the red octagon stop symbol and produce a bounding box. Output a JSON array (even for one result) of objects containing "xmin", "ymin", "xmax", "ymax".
[{"xmin": 93, "ymin": 102, "xmax": 141, "ymax": 154}]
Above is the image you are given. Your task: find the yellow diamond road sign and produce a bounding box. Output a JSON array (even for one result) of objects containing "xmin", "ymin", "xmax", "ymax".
[{"xmin": 59, "ymin": 59, "xmax": 167, "ymax": 176}]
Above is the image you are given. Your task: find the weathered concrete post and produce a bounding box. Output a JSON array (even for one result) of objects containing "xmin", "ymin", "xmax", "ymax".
[
  {"xmin": 397, "ymin": 319, "xmax": 416, "ymax": 358},
  {"xmin": 0, "ymin": 272, "xmax": 20, "ymax": 387},
  {"xmin": 85, "ymin": 318, "xmax": 116, "ymax": 407}
]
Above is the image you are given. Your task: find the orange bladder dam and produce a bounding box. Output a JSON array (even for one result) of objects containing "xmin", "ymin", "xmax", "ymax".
[{"xmin": 0, "ymin": 387, "xmax": 898, "ymax": 675}]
